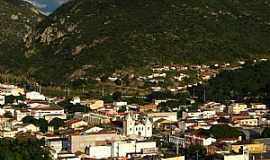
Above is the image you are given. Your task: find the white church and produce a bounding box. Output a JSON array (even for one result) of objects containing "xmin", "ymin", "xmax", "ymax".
[{"xmin": 123, "ymin": 114, "xmax": 152, "ymax": 138}]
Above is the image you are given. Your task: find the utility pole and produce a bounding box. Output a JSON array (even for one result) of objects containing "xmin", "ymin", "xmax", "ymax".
[
  {"xmin": 203, "ymin": 85, "xmax": 206, "ymax": 102},
  {"xmin": 176, "ymin": 140, "xmax": 179, "ymax": 155}
]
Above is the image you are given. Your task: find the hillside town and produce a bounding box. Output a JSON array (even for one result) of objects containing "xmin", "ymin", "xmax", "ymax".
[{"xmin": 0, "ymin": 60, "xmax": 270, "ymax": 160}]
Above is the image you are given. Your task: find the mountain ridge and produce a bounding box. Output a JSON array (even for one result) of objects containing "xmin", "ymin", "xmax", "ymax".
[
  {"xmin": 0, "ymin": 0, "xmax": 43, "ymax": 73},
  {"xmin": 27, "ymin": 0, "xmax": 270, "ymax": 84}
]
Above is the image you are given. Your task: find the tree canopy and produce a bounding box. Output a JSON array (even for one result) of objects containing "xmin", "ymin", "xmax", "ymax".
[{"xmin": 0, "ymin": 136, "xmax": 52, "ymax": 160}]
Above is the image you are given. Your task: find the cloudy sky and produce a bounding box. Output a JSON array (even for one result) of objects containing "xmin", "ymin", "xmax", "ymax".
[{"xmin": 26, "ymin": 0, "xmax": 70, "ymax": 14}]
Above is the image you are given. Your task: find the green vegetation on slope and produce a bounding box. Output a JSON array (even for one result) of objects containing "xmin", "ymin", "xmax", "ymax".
[
  {"xmin": 0, "ymin": 0, "xmax": 42, "ymax": 72},
  {"xmin": 29, "ymin": 0, "xmax": 270, "ymax": 83},
  {"xmin": 203, "ymin": 61, "xmax": 270, "ymax": 103}
]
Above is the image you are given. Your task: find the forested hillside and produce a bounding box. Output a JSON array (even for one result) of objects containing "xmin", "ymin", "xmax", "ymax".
[
  {"xmin": 27, "ymin": 0, "xmax": 270, "ymax": 84},
  {"xmin": 0, "ymin": 0, "xmax": 42, "ymax": 72}
]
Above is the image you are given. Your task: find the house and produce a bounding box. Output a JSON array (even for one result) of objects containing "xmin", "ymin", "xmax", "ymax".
[
  {"xmin": 201, "ymin": 102, "xmax": 226, "ymax": 113},
  {"xmin": 231, "ymin": 142, "xmax": 265, "ymax": 154},
  {"xmin": 139, "ymin": 103, "xmax": 158, "ymax": 112},
  {"xmin": 81, "ymin": 99, "xmax": 104, "ymax": 110},
  {"xmin": 222, "ymin": 153, "xmax": 249, "ymax": 160},
  {"xmin": 0, "ymin": 84, "xmax": 24, "ymax": 96},
  {"xmin": 153, "ymin": 118, "xmax": 178, "ymax": 131},
  {"xmin": 44, "ymin": 114, "xmax": 67, "ymax": 122},
  {"xmin": 185, "ymin": 130, "xmax": 216, "ymax": 146},
  {"xmin": 57, "ymin": 152, "xmax": 80, "ymax": 160},
  {"xmin": 123, "ymin": 114, "xmax": 152, "ymax": 138},
  {"xmin": 45, "ymin": 136, "xmax": 64, "ymax": 158},
  {"xmin": 168, "ymin": 135, "xmax": 186, "ymax": 148},
  {"xmin": 17, "ymin": 124, "xmax": 40, "ymax": 133},
  {"xmin": 26, "ymin": 91, "xmax": 46, "ymax": 101},
  {"xmin": 182, "ymin": 110, "xmax": 216, "ymax": 120},
  {"xmin": 234, "ymin": 118, "xmax": 258, "ymax": 127},
  {"xmin": 0, "ymin": 130, "xmax": 17, "ymax": 138},
  {"xmin": 147, "ymin": 112, "xmax": 177, "ymax": 122},
  {"xmin": 113, "ymin": 101, "xmax": 127, "ymax": 107},
  {"xmin": 250, "ymin": 103, "xmax": 266, "ymax": 110},
  {"xmin": 228, "ymin": 103, "xmax": 248, "ymax": 114},
  {"xmin": 29, "ymin": 104, "xmax": 64, "ymax": 119},
  {"xmin": 161, "ymin": 156, "xmax": 185, "ymax": 160},
  {"xmin": 0, "ymin": 95, "xmax": 4, "ymax": 105},
  {"xmin": 81, "ymin": 112, "xmax": 111, "ymax": 125},
  {"xmin": 65, "ymin": 119, "xmax": 88, "ymax": 129},
  {"xmin": 86, "ymin": 140, "xmax": 157, "ymax": 159},
  {"xmin": 83, "ymin": 126, "xmax": 103, "ymax": 134},
  {"xmin": 185, "ymin": 134, "xmax": 216, "ymax": 146},
  {"xmin": 69, "ymin": 130, "xmax": 120, "ymax": 153},
  {"xmin": 15, "ymin": 109, "xmax": 31, "ymax": 121},
  {"xmin": 70, "ymin": 96, "xmax": 80, "ymax": 105}
]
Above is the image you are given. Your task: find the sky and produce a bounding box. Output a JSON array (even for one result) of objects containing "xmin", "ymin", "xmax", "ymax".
[{"xmin": 25, "ymin": 0, "xmax": 70, "ymax": 14}]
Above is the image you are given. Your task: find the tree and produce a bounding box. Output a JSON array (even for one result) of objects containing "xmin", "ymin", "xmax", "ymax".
[
  {"xmin": 49, "ymin": 118, "xmax": 64, "ymax": 130},
  {"xmin": 0, "ymin": 136, "xmax": 52, "ymax": 160},
  {"xmin": 118, "ymin": 106, "xmax": 127, "ymax": 112},
  {"xmin": 5, "ymin": 95, "xmax": 24, "ymax": 104},
  {"xmin": 38, "ymin": 119, "xmax": 48, "ymax": 133},
  {"xmin": 58, "ymin": 99, "xmax": 90, "ymax": 114},
  {"xmin": 209, "ymin": 124, "xmax": 244, "ymax": 139},
  {"xmin": 262, "ymin": 128, "xmax": 270, "ymax": 138},
  {"xmin": 3, "ymin": 111, "xmax": 13, "ymax": 118},
  {"xmin": 185, "ymin": 144, "xmax": 207, "ymax": 160},
  {"xmin": 22, "ymin": 116, "xmax": 38, "ymax": 126},
  {"xmin": 112, "ymin": 91, "xmax": 122, "ymax": 101}
]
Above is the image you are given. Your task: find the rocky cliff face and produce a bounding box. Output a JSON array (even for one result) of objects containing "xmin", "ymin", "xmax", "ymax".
[{"xmin": 0, "ymin": 0, "xmax": 43, "ymax": 72}]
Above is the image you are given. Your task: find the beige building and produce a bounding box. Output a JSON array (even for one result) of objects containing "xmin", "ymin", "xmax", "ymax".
[
  {"xmin": 231, "ymin": 143, "xmax": 265, "ymax": 154},
  {"xmin": 82, "ymin": 112, "xmax": 111, "ymax": 125},
  {"xmin": 228, "ymin": 103, "xmax": 248, "ymax": 114},
  {"xmin": 15, "ymin": 109, "xmax": 31, "ymax": 121},
  {"xmin": 223, "ymin": 154, "xmax": 249, "ymax": 160},
  {"xmin": 0, "ymin": 130, "xmax": 17, "ymax": 138},
  {"xmin": 161, "ymin": 156, "xmax": 185, "ymax": 160},
  {"xmin": 235, "ymin": 118, "xmax": 258, "ymax": 127},
  {"xmin": 147, "ymin": 112, "xmax": 177, "ymax": 122},
  {"xmin": 65, "ymin": 119, "xmax": 88, "ymax": 129},
  {"xmin": 69, "ymin": 131, "xmax": 120, "ymax": 153},
  {"xmin": 81, "ymin": 100, "xmax": 104, "ymax": 110}
]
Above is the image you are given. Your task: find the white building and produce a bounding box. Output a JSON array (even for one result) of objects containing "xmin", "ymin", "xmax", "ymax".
[
  {"xmin": 45, "ymin": 136, "xmax": 64, "ymax": 159},
  {"xmin": 87, "ymin": 140, "xmax": 157, "ymax": 159},
  {"xmin": 0, "ymin": 84, "xmax": 25, "ymax": 96},
  {"xmin": 251, "ymin": 103, "xmax": 266, "ymax": 110},
  {"xmin": 0, "ymin": 95, "xmax": 5, "ymax": 105},
  {"xmin": 70, "ymin": 96, "xmax": 80, "ymax": 105},
  {"xmin": 123, "ymin": 114, "xmax": 152, "ymax": 138},
  {"xmin": 15, "ymin": 109, "xmax": 31, "ymax": 121},
  {"xmin": 147, "ymin": 112, "xmax": 177, "ymax": 122},
  {"xmin": 182, "ymin": 110, "xmax": 216, "ymax": 120},
  {"xmin": 26, "ymin": 91, "xmax": 46, "ymax": 101},
  {"xmin": 29, "ymin": 104, "xmax": 64, "ymax": 119}
]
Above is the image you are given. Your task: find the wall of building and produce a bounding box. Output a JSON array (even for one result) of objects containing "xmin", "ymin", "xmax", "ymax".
[{"xmin": 70, "ymin": 133, "xmax": 120, "ymax": 153}]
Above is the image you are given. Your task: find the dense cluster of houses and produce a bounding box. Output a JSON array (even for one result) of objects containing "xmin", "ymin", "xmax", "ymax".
[{"xmin": 1, "ymin": 58, "xmax": 270, "ymax": 160}]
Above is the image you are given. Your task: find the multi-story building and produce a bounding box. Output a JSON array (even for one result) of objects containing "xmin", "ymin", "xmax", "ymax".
[
  {"xmin": 86, "ymin": 140, "xmax": 157, "ymax": 159},
  {"xmin": 29, "ymin": 104, "xmax": 64, "ymax": 119},
  {"xmin": 147, "ymin": 112, "xmax": 177, "ymax": 122},
  {"xmin": 228, "ymin": 103, "xmax": 248, "ymax": 114},
  {"xmin": 123, "ymin": 114, "xmax": 152, "ymax": 138}
]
